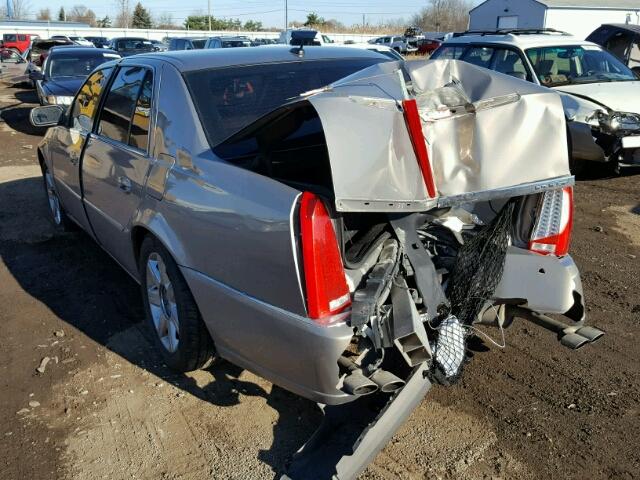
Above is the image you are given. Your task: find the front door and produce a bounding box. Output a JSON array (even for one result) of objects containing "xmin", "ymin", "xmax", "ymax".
[
  {"xmin": 82, "ymin": 65, "xmax": 155, "ymax": 274},
  {"xmin": 50, "ymin": 67, "xmax": 113, "ymax": 233}
]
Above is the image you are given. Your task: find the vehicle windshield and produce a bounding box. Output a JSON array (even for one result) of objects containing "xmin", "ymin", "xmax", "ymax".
[
  {"xmin": 525, "ymin": 44, "xmax": 637, "ymax": 87},
  {"xmin": 46, "ymin": 51, "xmax": 118, "ymax": 78},
  {"xmin": 192, "ymin": 39, "xmax": 206, "ymax": 49},
  {"xmin": 185, "ymin": 57, "xmax": 388, "ymax": 145}
]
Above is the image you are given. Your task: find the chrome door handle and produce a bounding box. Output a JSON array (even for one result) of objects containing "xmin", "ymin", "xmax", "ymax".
[{"xmin": 117, "ymin": 176, "xmax": 132, "ymax": 193}]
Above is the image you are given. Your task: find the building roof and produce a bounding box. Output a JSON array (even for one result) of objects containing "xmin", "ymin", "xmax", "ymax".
[
  {"xmin": 538, "ymin": 0, "xmax": 640, "ymax": 8},
  {"xmin": 470, "ymin": 0, "xmax": 640, "ymax": 13},
  {"xmin": 128, "ymin": 45, "xmax": 390, "ymax": 73}
]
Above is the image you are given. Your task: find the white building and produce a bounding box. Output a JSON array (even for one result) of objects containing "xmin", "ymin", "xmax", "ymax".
[{"xmin": 469, "ymin": 0, "xmax": 640, "ymax": 39}]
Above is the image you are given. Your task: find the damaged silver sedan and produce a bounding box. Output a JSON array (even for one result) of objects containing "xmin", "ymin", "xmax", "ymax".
[{"xmin": 31, "ymin": 46, "xmax": 603, "ymax": 479}]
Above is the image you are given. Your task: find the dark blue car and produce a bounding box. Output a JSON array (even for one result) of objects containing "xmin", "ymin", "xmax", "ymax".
[{"xmin": 33, "ymin": 46, "xmax": 120, "ymax": 106}]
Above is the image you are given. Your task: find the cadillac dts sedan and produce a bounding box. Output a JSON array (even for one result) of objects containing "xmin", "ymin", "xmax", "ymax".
[{"xmin": 30, "ymin": 47, "xmax": 602, "ymax": 479}]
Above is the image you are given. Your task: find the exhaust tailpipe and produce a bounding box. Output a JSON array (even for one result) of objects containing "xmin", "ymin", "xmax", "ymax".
[
  {"xmin": 339, "ymin": 357, "xmax": 378, "ymax": 396},
  {"xmin": 369, "ymin": 369, "xmax": 405, "ymax": 393},
  {"xmin": 342, "ymin": 370, "xmax": 379, "ymax": 396}
]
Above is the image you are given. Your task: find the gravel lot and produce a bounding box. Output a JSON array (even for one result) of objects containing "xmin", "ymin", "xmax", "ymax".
[{"xmin": 0, "ymin": 78, "xmax": 639, "ymax": 480}]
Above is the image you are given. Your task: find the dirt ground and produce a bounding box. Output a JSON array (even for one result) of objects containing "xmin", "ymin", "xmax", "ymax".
[{"xmin": 0, "ymin": 79, "xmax": 638, "ymax": 480}]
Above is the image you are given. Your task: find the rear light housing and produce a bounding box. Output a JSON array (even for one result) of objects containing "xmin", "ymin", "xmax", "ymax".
[
  {"xmin": 528, "ymin": 186, "xmax": 573, "ymax": 257},
  {"xmin": 299, "ymin": 192, "xmax": 351, "ymax": 323},
  {"xmin": 402, "ymin": 99, "xmax": 437, "ymax": 198}
]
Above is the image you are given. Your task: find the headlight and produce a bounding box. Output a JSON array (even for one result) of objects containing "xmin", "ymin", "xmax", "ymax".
[
  {"xmin": 596, "ymin": 110, "xmax": 640, "ymax": 133},
  {"xmin": 45, "ymin": 95, "xmax": 73, "ymax": 106},
  {"xmin": 609, "ymin": 112, "xmax": 640, "ymax": 132}
]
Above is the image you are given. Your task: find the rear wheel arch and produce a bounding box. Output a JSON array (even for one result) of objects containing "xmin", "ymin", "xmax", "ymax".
[{"xmin": 138, "ymin": 233, "xmax": 216, "ymax": 371}]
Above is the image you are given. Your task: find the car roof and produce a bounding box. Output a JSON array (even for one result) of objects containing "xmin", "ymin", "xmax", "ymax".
[
  {"xmin": 598, "ymin": 23, "xmax": 640, "ymax": 35},
  {"xmin": 111, "ymin": 37, "xmax": 149, "ymax": 41},
  {"xmin": 443, "ymin": 31, "xmax": 599, "ymax": 49},
  {"xmin": 126, "ymin": 45, "xmax": 389, "ymax": 72},
  {"xmin": 49, "ymin": 46, "xmax": 117, "ymax": 55},
  {"xmin": 172, "ymin": 37, "xmax": 207, "ymax": 41}
]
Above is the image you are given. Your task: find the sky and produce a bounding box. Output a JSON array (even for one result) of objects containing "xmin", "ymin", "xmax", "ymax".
[{"xmin": 20, "ymin": 0, "xmax": 436, "ymax": 29}]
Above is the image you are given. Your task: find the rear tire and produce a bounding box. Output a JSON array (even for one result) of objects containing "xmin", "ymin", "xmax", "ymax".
[{"xmin": 139, "ymin": 236, "xmax": 215, "ymax": 372}]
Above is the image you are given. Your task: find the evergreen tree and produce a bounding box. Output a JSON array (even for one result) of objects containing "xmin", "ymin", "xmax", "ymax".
[
  {"xmin": 58, "ymin": 6, "xmax": 65, "ymax": 21},
  {"xmin": 97, "ymin": 16, "xmax": 112, "ymax": 28},
  {"xmin": 131, "ymin": 2, "xmax": 152, "ymax": 29}
]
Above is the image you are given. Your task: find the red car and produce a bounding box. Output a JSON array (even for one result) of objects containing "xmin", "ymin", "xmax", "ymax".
[
  {"xmin": 417, "ymin": 38, "xmax": 442, "ymax": 55},
  {"xmin": 2, "ymin": 33, "xmax": 38, "ymax": 53}
]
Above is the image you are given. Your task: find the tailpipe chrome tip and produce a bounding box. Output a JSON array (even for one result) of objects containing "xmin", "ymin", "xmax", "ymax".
[
  {"xmin": 342, "ymin": 370, "xmax": 379, "ymax": 396},
  {"xmin": 369, "ymin": 369, "xmax": 406, "ymax": 393},
  {"xmin": 560, "ymin": 332, "xmax": 590, "ymax": 350},
  {"xmin": 575, "ymin": 326, "xmax": 605, "ymax": 343}
]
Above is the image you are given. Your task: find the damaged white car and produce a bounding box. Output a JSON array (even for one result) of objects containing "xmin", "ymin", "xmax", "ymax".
[
  {"xmin": 30, "ymin": 46, "xmax": 603, "ymax": 479},
  {"xmin": 432, "ymin": 30, "xmax": 640, "ymax": 174}
]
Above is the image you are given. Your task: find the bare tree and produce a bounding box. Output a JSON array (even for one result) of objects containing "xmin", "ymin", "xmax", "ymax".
[
  {"xmin": 69, "ymin": 5, "xmax": 97, "ymax": 26},
  {"xmin": 114, "ymin": 0, "xmax": 131, "ymax": 28},
  {"xmin": 10, "ymin": 0, "xmax": 31, "ymax": 19},
  {"xmin": 411, "ymin": 0, "xmax": 471, "ymax": 32},
  {"xmin": 155, "ymin": 12, "xmax": 176, "ymax": 29},
  {"xmin": 37, "ymin": 7, "xmax": 51, "ymax": 20}
]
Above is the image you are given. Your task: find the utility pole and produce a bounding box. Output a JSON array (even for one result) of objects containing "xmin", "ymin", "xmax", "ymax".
[
  {"xmin": 208, "ymin": 0, "xmax": 212, "ymax": 31},
  {"xmin": 284, "ymin": 0, "xmax": 288, "ymax": 30},
  {"xmin": 362, "ymin": 13, "xmax": 365, "ymax": 29}
]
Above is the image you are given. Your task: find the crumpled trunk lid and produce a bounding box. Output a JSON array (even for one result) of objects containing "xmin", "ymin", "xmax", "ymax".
[{"xmin": 306, "ymin": 59, "xmax": 571, "ymax": 212}]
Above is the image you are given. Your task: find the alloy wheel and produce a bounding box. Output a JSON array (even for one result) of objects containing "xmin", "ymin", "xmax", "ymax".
[
  {"xmin": 146, "ymin": 253, "xmax": 180, "ymax": 353},
  {"xmin": 44, "ymin": 170, "xmax": 62, "ymax": 225}
]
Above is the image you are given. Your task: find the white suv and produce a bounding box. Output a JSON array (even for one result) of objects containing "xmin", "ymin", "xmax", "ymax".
[{"xmin": 431, "ymin": 29, "xmax": 640, "ymax": 173}]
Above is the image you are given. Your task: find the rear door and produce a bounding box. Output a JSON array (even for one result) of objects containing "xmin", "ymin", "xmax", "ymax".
[
  {"xmin": 82, "ymin": 64, "xmax": 155, "ymax": 274},
  {"xmin": 49, "ymin": 66, "xmax": 114, "ymax": 233}
]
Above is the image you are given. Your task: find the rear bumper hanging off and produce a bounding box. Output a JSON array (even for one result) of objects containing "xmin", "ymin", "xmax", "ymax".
[{"xmin": 282, "ymin": 362, "xmax": 432, "ymax": 480}]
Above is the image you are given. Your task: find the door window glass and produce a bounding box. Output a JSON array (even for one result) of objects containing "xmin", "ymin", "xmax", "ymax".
[
  {"xmin": 431, "ymin": 45, "xmax": 466, "ymax": 59},
  {"xmin": 605, "ymin": 31, "xmax": 632, "ymax": 61},
  {"xmin": 491, "ymin": 48, "xmax": 528, "ymax": 79},
  {"xmin": 97, "ymin": 66, "xmax": 148, "ymax": 145},
  {"xmin": 71, "ymin": 67, "xmax": 113, "ymax": 132},
  {"xmin": 129, "ymin": 71, "xmax": 153, "ymax": 150},
  {"xmin": 461, "ymin": 46, "xmax": 495, "ymax": 68}
]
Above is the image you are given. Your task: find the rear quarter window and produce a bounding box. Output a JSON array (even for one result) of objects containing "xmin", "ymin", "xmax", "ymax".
[{"xmin": 431, "ymin": 44, "xmax": 467, "ymax": 59}]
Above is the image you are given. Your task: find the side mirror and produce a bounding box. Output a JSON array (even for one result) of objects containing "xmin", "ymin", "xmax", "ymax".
[
  {"xmin": 29, "ymin": 70, "xmax": 44, "ymax": 81},
  {"xmin": 30, "ymin": 105, "xmax": 64, "ymax": 127}
]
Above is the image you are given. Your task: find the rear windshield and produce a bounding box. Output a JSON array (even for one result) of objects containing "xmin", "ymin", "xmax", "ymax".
[
  {"xmin": 47, "ymin": 51, "xmax": 119, "ymax": 78},
  {"xmin": 118, "ymin": 39, "xmax": 153, "ymax": 50},
  {"xmin": 185, "ymin": 57, "xmax": 387, "ymax": 145},
  {"xmin": 3, "ymin": 34, "xmax": 16, "ymax": 42},
  {"xmin": 221, "ymin": 40, "xmax": 250, "ymax": 48}
]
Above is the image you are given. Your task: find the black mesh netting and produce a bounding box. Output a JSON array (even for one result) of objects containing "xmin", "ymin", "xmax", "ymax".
[
  {"xmin": 431, "ymin": 201, "xmax": 515, "ymax": 381},
  {"xmin": 447, "ymin": 201, "xmax": 515, "ymax": 326}
]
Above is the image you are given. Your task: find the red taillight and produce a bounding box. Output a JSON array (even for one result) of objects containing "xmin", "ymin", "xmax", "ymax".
[
  {"xmin": 299, "ymin": 192, "xmax": 351, "ymax": 322},
  {"xmin": 528, "ymin": 186, "xmax": 573, "ymax": 257},
  {"xmin": 402, "ymin": 98, "xmax": 436, "ymax": 198}
]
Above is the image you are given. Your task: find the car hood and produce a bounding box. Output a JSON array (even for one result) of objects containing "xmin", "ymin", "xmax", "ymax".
[
  {"xmin": 554, "ymin": 81, "xmax": 640, "ymax": 114},
  {"xmin": 42, "ymin": 77, "xmax": 84, "ymax": 96}
]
